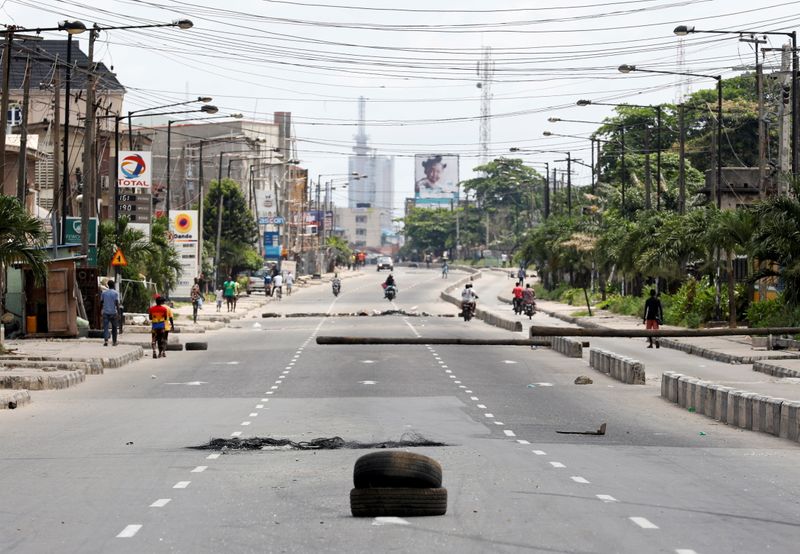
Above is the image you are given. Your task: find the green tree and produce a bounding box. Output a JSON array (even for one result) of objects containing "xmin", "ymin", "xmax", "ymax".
[
  {"xmin": 98, "ymin": 218, "xmax": 157, "ymax": 313},
  {"xmin": 750, "ymin": 191, "xmax": 800, "ymax": 307},
  {"xmin": 325, "ymin": 236, "xmax": 352, "ymax": 272},
  {"xmin": 401, "ymin": 207, "xmax": 459, "ymax": 256},
  {"xmin": 142, "ymin": 216, "xmax": 182, "ymax": 298},
  {"xmin": 0, "ymin": 196, "xmax": 48, "ymax": 313},
  {"xmin": 203, "ymin": 178, "xmax": 259, "ymax": 285}
]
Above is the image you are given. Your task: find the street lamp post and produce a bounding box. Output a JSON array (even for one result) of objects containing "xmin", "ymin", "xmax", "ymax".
[{"xmin": 618, "ymin": 64, "xmax": 723, "ymax": 209}]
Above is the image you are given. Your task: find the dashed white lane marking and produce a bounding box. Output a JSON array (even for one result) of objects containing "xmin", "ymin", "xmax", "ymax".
[
  {"xmin": 675, "ymin": 550, "xmax": 698, "ymax": 554},
  {"xmin": 470, "ymin": 397, "xmax": 479, "ymax": 401},
  {"xmin": 517, "ymin": 440, "xmax": 530, "ymax": 445},
  {"xmin": 256, "ymin": 404, "xmax": 264, "ymax": 409},
  {"xmin": 362, "ymin": 360, "xmax": 375, "ymax": 364},
  {"xmin": 191, "ymin": 466, "xmax": 207, "ymax": 473},
  {"xmin": 532, "ymin": 450, "xmax": 546, "ymax": 456},
  {"xmin": 207, "ymin": 453, "xmax": 221, "ymax": 460},
  {"xmin": 549, "ymin": 462, "xmax": 566, "ymax": 468},
  {"xmin": 477, "ymin": 404, "xmax": 487, "ymax": 408},
  {"xmin": 503, "ymin": 430, "xmax": 516, "ymax": 437},
  {"xmin": 282, "ymin": 371, "xmax": 289, "ymax": 374},
  {"xmin": 597, "ymin": 494, "xmax": 618, "ymax": 503},
  {"xmin": 484, "ymin": 413, "xmax": 494, "ymax": 418},
  {"xmin": 266, "ymin": 391, "xmax": 274, "ymax": 395},
  {"xmin": 503, "ymin": 360, "xmax": 518, "ymax": 364},
  {"xmin": 241, "ymin": 421, "xmax": 251, "ymax": 426},
  {"xmin": 231, "ymin": 431, "xmax": 242, "ymax": 437},
  {"xmin": 261, "ymin": 398, "xmax": 270, "ymax": 402},
  {"xmin": 571, "ymin": 476, "xmax": 590, "ymax": 484},
  {"xmin": 494, "ymin": 421, "xmax": 504, "ymax": 425},
  {"xmin": 448, "ymin": 375, "xmax": 456, "ymax": 379},
  {"xmin": 465, "ymin": 390, "xmax": 473, "ymax": 393},
  {"xmin": 284, "ymin": 366, "xmax": 292, "ymax": 370},
  {"xmin": 459, "ymin": 386, "xmax": 466, "ymax": 389},
  {"xmin": 629, "ymin": 517, "xmax": 659, "ymax": 529},
  {"xmin": 372, "ymin": 516, "xmax": 411, "ymax": 526},
  {"xmin": 274, "ymin": 380, "xmax": 282, "ymax": 384},
  {"xmin": 173, "ymin": 481, "xmax": 191, "ymax": 489},
  {"xmin": 249, "ymin": 413, "xmax": 258, "ymax": 417},
  {"xmin": 445, "ymin": 370, "xmax": 452, "ymax": 374},
  {"xmin": 271, "ymin": 386, "xmax": 279, "ymax": 389},
  {"xmin": 116, "ymin": 524, "xmax": 142, "ymax": 538},
  {"xmin": 359, "ymin": 380, "xmax": 378, "ymax": 385},
  {"xmin": 150, "ymin": 499, "xmax": 171, "ymax": 508},
  {"xmin": 454, "ymin": 381, "xmax": 462, "ymax": 384}
]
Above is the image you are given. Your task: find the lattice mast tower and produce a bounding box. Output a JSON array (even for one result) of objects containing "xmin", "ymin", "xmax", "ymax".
[{"xmin": 477, "ymin": 46, "xmax": 494, "ymax": 165}]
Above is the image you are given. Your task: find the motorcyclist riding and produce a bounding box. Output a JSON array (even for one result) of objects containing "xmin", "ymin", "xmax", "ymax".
[
  {"xmin": 383, "ymin": 273, "xmax": 397, "ymax": 299},
  {"xmin": 331, "ymin": 273, "xmax": 341, "ymax": 296},
  {"xmin": 522, "ymin": 283, "xmax": 536, "ymax": 314},
  {"xmin": 512, "ymin": 281, "xmax": 524, "ymax": 314},
  {"xmin": 461, "ymin": 282, "xmax": 479, "ymax": 315}
]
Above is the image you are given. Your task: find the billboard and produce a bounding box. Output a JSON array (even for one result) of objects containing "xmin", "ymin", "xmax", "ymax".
[
  {"xmin": 169, "ymin": 210, "xmax": 199, "ymax": 299},
  {"xmin": 414, "ymin": 154, "xmax": 459, "ymax": 207},
  {"xmin": 264, "ymin": 231, "xmax": 281, "ymax": 260},
  {"xmin": 117, "ymin": 151, "xmax": 152, "ymax": 189},
  {"xmin": 255, "ymin": 188, "xmax": 277, "ymax": 218}
]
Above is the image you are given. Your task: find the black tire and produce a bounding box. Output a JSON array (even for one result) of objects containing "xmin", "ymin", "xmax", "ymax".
[
  {"xmin": 354, "ymin": 451, "xmax": 443, "ymax": 489},
  {"xmin": 166, "ymin": 342, "xmax": 184, "ymax": 351},
  {"xmin": 350, "ymin": 487, "xmax": 447, "ymax": 517},
  {"xmin": 88, "ymin": 329, "xmax": 104, "ymax": 339},
  {"xmin": 185, "ymin": 342, "xmax": 208, "ymax": 351}
]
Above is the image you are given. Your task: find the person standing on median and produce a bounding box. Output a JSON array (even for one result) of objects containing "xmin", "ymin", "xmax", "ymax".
[
  {"xmin": 100, "ymin": 280, "xmax": 120, "ymax": 346},
  {"xmin": 643, "ymin": 289, "xmax": 664, "ymax": 349},
  {"xmin": 190, "ymin": 278, "xmax": 202, "ymax": 323},
  {"xmin": 223, "ymin": 276, "xmax": 236, "ymax": 312}
]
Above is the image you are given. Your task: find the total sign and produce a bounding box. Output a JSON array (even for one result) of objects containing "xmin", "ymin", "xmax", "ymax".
[{"xmin": 118, "ymin": 151, "xmax": 152, "ymax": 189}]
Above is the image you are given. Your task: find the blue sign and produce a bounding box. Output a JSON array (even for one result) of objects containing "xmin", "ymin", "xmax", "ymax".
[
  {"xmin": 259, "ymin": 216, "xmax": 285, "ymax": 225},
  {"xmin": 264, "ymin": 231, "xmax": 281, "ymax": 259}
]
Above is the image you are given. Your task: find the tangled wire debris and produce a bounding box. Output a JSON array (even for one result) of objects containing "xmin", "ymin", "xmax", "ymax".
[{"xmin": 190, "ymin": 432, "xmax": 447, "ymax": 451}]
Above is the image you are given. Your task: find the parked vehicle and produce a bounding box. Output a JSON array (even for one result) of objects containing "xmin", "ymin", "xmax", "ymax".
[
  {"xmin": 248, "ymin": 267, "xmax": 269, "ymax": 294},
  {"xmin": 376, "ymin": 256, "xmax": 394, "ymax": 271}
]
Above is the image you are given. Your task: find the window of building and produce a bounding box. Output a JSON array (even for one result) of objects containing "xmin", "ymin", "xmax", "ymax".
[
  {"xmin": 355, "ymin": 228, "xmax": 367, "ymax": 236},
  {"xmin": 355, "ymin": 215, "xmax": 367, "ymax": 223}
]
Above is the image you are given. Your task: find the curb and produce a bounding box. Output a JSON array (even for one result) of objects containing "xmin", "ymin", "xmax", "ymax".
[
  {"xmin": 438, "ymin": 272, "xmax": 523, "ymax": 333},
  {"xmin": 661, "ymin": 371, "xmax": 800, "ymax": 443},
  {"xmin": 1, "ymin": 389, "xmax": 31, "ymax": 409},
  {"xmin": 753, "ymin": 360, "xmax": 800, "ymax": 379},
  {"xmin": 0, "ymin": 369, "xmax": 85, "ymax": 391}
]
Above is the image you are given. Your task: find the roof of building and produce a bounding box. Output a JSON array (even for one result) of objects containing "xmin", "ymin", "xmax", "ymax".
[{"xmin": 2, "ymin": 39, "xmax": 124, "ymax": 92}]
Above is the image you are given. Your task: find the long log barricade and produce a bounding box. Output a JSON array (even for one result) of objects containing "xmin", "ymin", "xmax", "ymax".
[
  {"xmin": 661, "ymin": 372, "xmax": 800, "ymax": 442},
  {"xmin": 316, "ymin": 337, "xmax": 550, "ymax": 346},
  {"xmin": 528, "ymin": 326, "xmax": 800, "ymax": 337},
  {"xmin": 588, "ymin": 348, "xmax": 646, "ymax": 384}
]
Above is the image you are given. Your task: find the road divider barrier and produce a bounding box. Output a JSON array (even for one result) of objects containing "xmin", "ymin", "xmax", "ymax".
[
  {"xmin": 529, "ymin": 332, "xmax": 583, "ymax": 358},
  {"xmin": 753, "ymin": 360, "xmax": 800, "ymax": 379},
  {"xmin": 661, "ymin": 371, "xmax": 799, "ymax": 442},
  {"xmin": 589, "ymin": 348, "xmax": 645, "ymax": 384}
]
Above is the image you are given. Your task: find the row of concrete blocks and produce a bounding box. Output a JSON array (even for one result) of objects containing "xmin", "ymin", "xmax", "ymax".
[
  {"xmin": 0, "ymin": 369, "xmax": 86, "ymax": 391},
  {"xmin": 532, "ymin": 336, "xmax": 582, "ymax": 358},
  {"xmin": 753, "ymin": 361, "xmax": 800, "ymax": 379},
  {"xmin": 0, "ymin": 389, "xmax": 31, "ymax": 409},
  {"xmin": 661, "ymin": 371, "xmax": 800, "ymax": 441},
  {"xmin": 589, "ymin": 349, "xmax": 646, "ymax": 384}
]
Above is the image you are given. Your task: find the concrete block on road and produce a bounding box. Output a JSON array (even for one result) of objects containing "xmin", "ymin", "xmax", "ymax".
[
  {"xmin": 678, "ymin": 376, "xmax": 691, "ymax": 408},
  {"xmin": 726, "ymin": 390, "xmax": 746, "ymax": 427},
  {"xmin": 704, "ymin": 384, "xmax": 719, "ymax": 419},
  {"xmin": 738, "ymin": 392, "xmax": 755, "ymax": 430},
  {"xmin": 714, "ymin": 386, "xmax": 733, "ymax": 423},
  {"xmin": 779, "ymin": 400, "xmax": 800, "ymax": 441},
  {"xmin": 764, "ymin": 397, "xmax": 785, "ymax": 436}
]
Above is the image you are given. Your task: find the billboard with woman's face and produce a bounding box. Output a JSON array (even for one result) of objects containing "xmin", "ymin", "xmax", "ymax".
[{"xmin": 414, "ymin": 154, "xmax": 459, "ymax": 207}]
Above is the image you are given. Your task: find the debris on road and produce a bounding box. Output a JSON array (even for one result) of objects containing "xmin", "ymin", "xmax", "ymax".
[
  {"xmin": 574, "ymin": 376, "xmax": 593, "ymax": 385},
  {"xmin": 556, "ymin": 423, "xmax": 607, "ymax": 436},
  {"xmin": 190, "ymin": 432, "xmax": 447, "ymax": 451}
]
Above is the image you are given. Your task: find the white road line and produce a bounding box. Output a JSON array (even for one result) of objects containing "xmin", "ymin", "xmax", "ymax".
[
  {"xmin": 532, "ymin": 450, "xmax": 546, "ymax": 456},
  {"xmin": 231, "ymin": 431, "xmax": 242, "ymax": 437},
  {"xmin": 517, "ymin": 440, "xmax": 530, "ymax": 445},
  {"xmin": 629, "ymin": 517, "xmax": 659, "ymax": 529},
  {"xmin": 459, "ymin": 385, "xmax": 467, "ymax": 389},
  {"xmin": 441, "ymin": 365, "xmax": 448, "ymax": 369},
  {"xmin": 274, "ymin": 380, "xmax": 282, "ymax": 384},
  {"xmin": 549, "ymin": 462, "xmax": 566, "ymax": 468},
  {"xmin": 249, "ymin": 413, "xmax": 258, "ymax": 417},
  {"xmin": 445, "ymin": 370, "xmax": 452, "ymax": 373},
  {"xmin": 465, "ymin": 390, "xmax": 473, "ymax": 393},
  {"xmin": 503, "ymin": 430, "xmax": 516, "ymax": 437},
  {"xmin": 596, "ymin": 494, "xmax": 618, "ymax": 503},
  {"xmin": 207, "ymin": 453, "xmax": 221, "ymax": 460},
  {"xmin": 256, "ymin": 404, "xmax": 264, "ymax": 409},
  {"xmin": 173, "ymin": 481, "xmax": 191, "ymax": 489},
  {"xmin": 261, "ymin": 398, "xmax": 269, "ymax": 402},
  {"xmin": 494, "ymin": 421, "xmax": 504, "ymax": 425},
  {"xmin": 271, "ymin": 386, "xmax": 279, "ymax": 389},
  {"xmin": 454, "ymin": 381, "xmax": 462, "ymax": 384},
  {"xmin": 675, "ymin": 550, "xmax": 698, "ymax": 554},
  {"xmin": 191, "ymin": 466, "xmax": 207, "ymax": 473},
  {"xmin": 571, "ymin": 476, "xmax": 590, "ymax": 484},
  {"xmin": 116, "ymin": 524, "xmax": 142, "ymax": 538},
  {"xmin": 282, "ymin": 371, "xmax": 290, "ymax": 374},
  {"xmin": 484, "ymin": 413, "xmax": 494, "ymax": 418},
  {"xmin": 470, "ymin": 397, "xmax": 479, "ymax": 401},
  {"xmin": 241, "ymin": 421, "xmax": 251, "ymax": 426},
  {"xmin": 449, "ymin": 375, "xmax": 456, "ymax": 379},
  {"xmin": 477, "ymin": 404, "xmax": 486, "ymax": 408},
  {"xmin": 150, "ymin": 499, "xmax": 171, "ymax": 508},
  {"xmin": 372, "ymin": 516, "xmax": 410, "ymax": 526},
  {"xmin": 266, "ymin": 391, "xmax": 274, "ymax": 395}
]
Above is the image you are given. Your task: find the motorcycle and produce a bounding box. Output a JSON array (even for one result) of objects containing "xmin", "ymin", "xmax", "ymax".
[
  {"xmin": 384, "ymin": 284, "xmax": 397, "ymax": 301},
  {"xmin": 512, "ymin": 297, "xmax": 523, "ymax": 315},
  {"xmin": 332, "ymin": 280, "xmax": 341, "ymax": 297},
  {"xmin": 461, "ymin": 301, "xmax": 475, "ymax": 321},
  {"xmin": 523, "ymin": 301, "xmax": 536, "ymax": 319}
]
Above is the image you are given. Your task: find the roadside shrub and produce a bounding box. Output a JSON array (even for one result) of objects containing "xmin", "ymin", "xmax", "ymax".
[
  {"xmin": 746, "ymin": 295, "xmax": 800, "ymax": 327},
  {"xmin": 559, "ymin": 288, "xmax": 586, "ymax": 306}
]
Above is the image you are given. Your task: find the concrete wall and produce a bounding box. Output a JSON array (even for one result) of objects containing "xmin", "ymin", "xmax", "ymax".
[{"xmin": 589, "ymin": 348, "xmax": 646, "ymax": 384}]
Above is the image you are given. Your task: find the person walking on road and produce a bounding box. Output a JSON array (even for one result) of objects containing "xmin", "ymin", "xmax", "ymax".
[
  {"xmin": 100, "ymin": 280, "xmax": 120, "ymax": 346},
  {"xmin": 272, "ymin": 272, "xmax": 283, "ymax": 299},
  {"xmin": 442, "ymin": 261, "xmax": 449, "ymax": 279},
  {"xmin": 215, "ymin": 286, "xmax": 223, "ymax": 312},
  {"xmin": 190, "ymin": 278, "xmax": 202, "ymax": 323},
  {"xmin": 223, "ymin": 276, "xmax": 236, "ymax": 312},
  {"xmin": 285, "ymin": 271, "xmax": 294, "ymax": 295},
  {"xmin": 517, "ymin": 267, "xmax": 526, "ymax": 286},
  {"xmin": 148, "ymin": 296, "xmax": 173, "ymax": 358},
  {"xmin": 643, "ymin": 289, "xmax": 664, "ymax": 348}
]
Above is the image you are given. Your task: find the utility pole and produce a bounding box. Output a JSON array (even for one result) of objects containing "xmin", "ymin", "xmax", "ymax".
[
  {"xmin": 52, "ymin": 68, "xmax": 61, "ymax": 249},
  {"xmin": 215, "ymin": 151, "xmax": 224, "ymax": 287},
  {"xmin": 778, "ymin": 44, "xmax": 792, "ymax": 193},
  {"xmin": 566, "ymin": 152, "xmax": 572, "ymax": 216},
  {"xmin": 590, "ymin": 138, "xmax": 595, "ymax": 193},
  {"xmin": 644, "ymin": 127, "xmax": 652, "ymax": 209},
  {"xmin": 0, "ymin": 30, "xmax": 14, "ymax": 195},
  {"xmin": 61, "ymin": 33, "xmax": 74, "ymax": 244},
  {"xmin": 543, "ymin": 162, "xmax": 550, "ymax": 219},
  {"xmin": 678, "ymin": 104, "xmax": 686, "ymax": 214},
  {"xmin": 81, "ymin": 27, "xmax": 97, "ymax": 262},
  {"xmin": 656, "ymin": 107, "xmax": 662, "ymax": 210},
  {"xmin": 16, "ymin": 55, "xmax": 31, "ymax": 205}
]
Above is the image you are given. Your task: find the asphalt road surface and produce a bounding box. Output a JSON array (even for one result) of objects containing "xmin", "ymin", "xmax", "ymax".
[{"xmin": 1, "ymin": 266, "xmax": 799, "ymax": 553}]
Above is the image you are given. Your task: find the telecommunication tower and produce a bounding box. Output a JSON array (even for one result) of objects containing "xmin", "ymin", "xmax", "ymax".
[{"xmin": 477, "ymin": 46, "xmax": 494, "ymax": 165}]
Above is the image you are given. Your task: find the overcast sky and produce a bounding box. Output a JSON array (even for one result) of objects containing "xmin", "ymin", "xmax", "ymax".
[{"xmin": 3, "ymin": 0, "xmax": 797, "ymax": 210}]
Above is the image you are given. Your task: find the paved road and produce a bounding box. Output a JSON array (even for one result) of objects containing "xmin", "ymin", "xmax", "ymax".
[{"xmin": 1, "ymin": 266, "xmax": 799, "ymax": 553}]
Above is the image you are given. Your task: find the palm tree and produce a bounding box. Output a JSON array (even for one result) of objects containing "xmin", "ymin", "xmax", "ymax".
[
  {"xmin": 750, "ymin": 193, "xmax": 800, "ymax": 308},
  {"xmin": 0, "ymin": 196, "xmax": 48, "ymax": 313}
]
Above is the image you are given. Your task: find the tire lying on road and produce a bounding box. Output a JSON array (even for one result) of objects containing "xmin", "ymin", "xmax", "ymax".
[
  {"xmin": 166, "ymin": 342, "xmax": 184, "ymax": 351},
  {"xmin": 184, "ymin": 342, "xmax": 208, "ymax": 351},
  {"xmin": 353, "ymin": 451, "xmax": 442, "ymax": 489},
  {"xmin": 350, "ymin": 487, "xmax": 447, "ymax": 517}
]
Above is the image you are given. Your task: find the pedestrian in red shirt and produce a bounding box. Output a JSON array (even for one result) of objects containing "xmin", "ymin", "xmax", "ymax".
[
  {"xmin": 148, "ymin": 296, "xmax": 173, "ymax": 358},
  {"xmin": 512, "ymin": 282, "xmax": 524, "ymax": 314}
]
